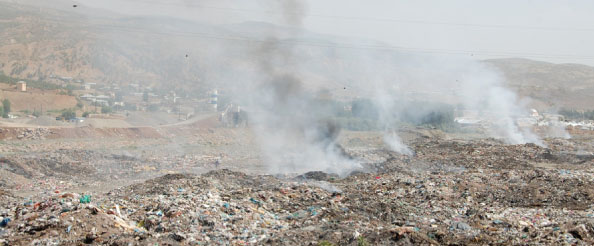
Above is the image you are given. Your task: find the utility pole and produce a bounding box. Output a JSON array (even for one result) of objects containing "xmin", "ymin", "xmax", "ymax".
[{"xmin": 178, "ymin": 103, "xmax": 181, "ymax": 120}]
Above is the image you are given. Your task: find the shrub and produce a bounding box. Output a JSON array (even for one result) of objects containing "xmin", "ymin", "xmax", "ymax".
[
  {"xmin": 61, "ymin": 109, "xmax": 76, "ymax": 120},
  {"xmin": 2, "ymin": 99, "xmax": 10, "ymax": 114},
  {"xmin": 101, "ymin": 106, "xmax": 112, "ymax": 114}
]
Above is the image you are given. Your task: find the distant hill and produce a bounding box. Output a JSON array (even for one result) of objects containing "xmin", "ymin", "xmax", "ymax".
[
  {"xmin": 2, "ymin": 2, "xmax": 594, "ymax": 110},
  {"xmin": 0, "ymin": 2, "xmax": 207, "ymax": 91},
  {"xmin": 0, "ymin": 2, "xmax": 368, "ymax": 97},
  {"xmin": 485, "ymin": 58, "xmax": 594, "ymax": 110},
  {"xmin": 0, "ymin": 3, "xmax": 341, "ymax": 92}
]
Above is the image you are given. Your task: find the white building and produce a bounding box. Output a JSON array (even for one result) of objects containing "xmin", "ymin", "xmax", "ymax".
[{"xmin": 17, "ymin": 81, "xmax": 26, "ymax": 92}]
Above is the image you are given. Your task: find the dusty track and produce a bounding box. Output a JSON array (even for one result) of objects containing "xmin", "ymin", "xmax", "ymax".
[
  {"xmin": 0, "ymin": 114, "xmax": 221, "ymax": 140},
  {"xmin": 0, "ymin": 126, "xmax": 162, "ymax": 140}
]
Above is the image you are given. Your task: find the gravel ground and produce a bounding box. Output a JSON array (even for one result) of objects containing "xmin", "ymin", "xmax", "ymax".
[{"xmin": 0, "ymin": 128, "xmax": 593, "ymax": 245}]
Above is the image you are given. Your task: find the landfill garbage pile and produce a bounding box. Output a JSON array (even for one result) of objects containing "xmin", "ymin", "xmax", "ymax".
[
  {"xmin": 0, "ymin": 135, "xmax": 594, "ymax": 245},
  {"xmin": 16, "ymin": 128, "xmax": 52, "ymax": 140},
  {"xmin": 0, "ymin": 128, "xmax": 52, "ymax": 141},
  {"xmin": 0, "ymin": 147, "xmax": 228, "ymax": 193},
  {"xmin": 0, "ymin": 134, "xmax": 593, "ymax": 245}
]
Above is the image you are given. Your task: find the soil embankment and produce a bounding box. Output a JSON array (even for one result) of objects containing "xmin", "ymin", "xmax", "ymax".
[{"xmin": 0, "ymin": 126, "xmax": 162, "ymax": 140}]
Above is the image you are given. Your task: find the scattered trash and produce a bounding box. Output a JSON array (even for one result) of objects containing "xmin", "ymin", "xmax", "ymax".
[
  {"xmin": 249, "ymin": 197, "xmax": 261, "ymax": 206},
  {"xmin": 559, "ymin": 170, "xmax": 571, "ymax": 175},
  {"xmin": 0, "ymin": 136, "xmax": 592, "ymax": 244},
  {"xmin": 0, "ymin": 218, "xmax": 10, "ymax": 227},
  {"xmin": 451, "ymin": 221, "xmax": 471, "ymax": 231},
  {"xmin": 79, "ymin": 195, "xmax": 91, "ymax": 204}
]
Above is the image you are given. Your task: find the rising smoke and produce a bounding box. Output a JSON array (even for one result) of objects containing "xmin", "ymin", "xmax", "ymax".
[
  {"xmin": 222, "ymin": 0, "xmax": 548, "ymax": 174},
  {"xmin": 234, "ymin": 1, "xmax": 361, "ymax": 176},
  {"xmin": 44, "ymin": 0, "xmax": 554, "ymax": 175}
]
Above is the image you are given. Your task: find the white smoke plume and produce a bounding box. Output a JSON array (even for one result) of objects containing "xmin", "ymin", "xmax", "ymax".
[
  {"xmin": 331, "ymin": 49, "xmax": 545, "ymax": 149},
  {"xmin": 13, "ymin": 0, "xmax": 553, "ymax": 175},
  {"xmin": 384, "ymin": 131, "xmax": 414, "ymax": 156},
  {"xmin": 228, "ymin": 0, "xmax": 361, "ymax": 176},
  {"xmin": 213, "ymin": 2, "xmax": 545, "ymax": 172}
]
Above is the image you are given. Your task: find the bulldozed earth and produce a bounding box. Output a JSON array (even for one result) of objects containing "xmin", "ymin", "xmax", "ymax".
[{"xmin": 0, "ymin": 125, "xmax": 594, "ymax": 245}]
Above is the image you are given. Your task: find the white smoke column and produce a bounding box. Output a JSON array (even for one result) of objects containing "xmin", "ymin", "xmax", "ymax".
[
  {"xmin": 231, "ymin": 0, "xmax": 361, "ymax": 176},
  {"xmin": 373, "ymin": 79, "xmax": 414, "ymax": 155},
  {"xmin": 384, "ymin": 131, "xmax": 414, "ymax": 155},
  {"xmin": 329, "ymin": 50, "xmax": 544, "ymax": 148},
  {"xmin": 456, "ymin": 60, "xmax": 545, "ymax": 146},
  {"xmin": 541, "ymin": 114, "xmax": 571, "ymax": 139}
]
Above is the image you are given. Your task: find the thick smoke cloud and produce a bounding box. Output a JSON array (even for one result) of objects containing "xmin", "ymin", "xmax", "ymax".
[
  {"xmin": 22, "ymin": 0, "xmax": 554, "ymax": 175},
  {"xmin": 214, "ymin": 0, "xmax": 548, "ymax": 174},
  {"xmin": 369, "ymin": 53, "xmax": 546, "ymax": 148},
  {"xmin": 232, "ymin": 1, "xmax": 360, "ymax": 176},
  {"xmin": 220, "ymin": 1, "xmax": 547, "ymax": 174},
  {"xmin": 280, "ymin": 0, "xmax": 308, "ymax": 26}
]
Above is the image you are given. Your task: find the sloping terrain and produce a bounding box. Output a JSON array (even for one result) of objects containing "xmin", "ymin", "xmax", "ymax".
[
  {"xmin": 0, "ymin": 2, "xmax": 424, "ymax": 98},
  {"xmin": 0, "ymin": 3, "xmax": 161, "ymax": 84},
  {"xmin": 5, "ymin": 2, "xmax": 594, "ymax": 110},
  {"xmin": 0, "ymin": 88, "xmax": 76, "ymax": 112},
  {"xmin": 485, "ymin": 58, "xmax": 594, "ymax": 110},
  {"xmin": 0, "ymin": 133, "xmax": 593, "ymax": 245}
]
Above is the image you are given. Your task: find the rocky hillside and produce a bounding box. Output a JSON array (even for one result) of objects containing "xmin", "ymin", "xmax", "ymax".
[
  {"xmin": 0, "ymin": 2, "xmax": 351, "ymax": 96},
  {"xmin": 485, "ymin": 58, "xmax": 594, "ymax": 110},
  {"xmin": 0, "ymin": 3, "xmax": 157, "ymax": 84},
  {"xmin": 3, "ymin": 2, "xmax": 594, "ymax": 110}
]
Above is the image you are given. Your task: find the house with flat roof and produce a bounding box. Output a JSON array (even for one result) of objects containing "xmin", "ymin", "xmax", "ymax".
[{"xmin": 17, "ymin": 81, "xmax": 26, "ymax": 92}]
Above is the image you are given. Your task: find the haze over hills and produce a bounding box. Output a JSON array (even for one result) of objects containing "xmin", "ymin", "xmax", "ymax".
[
  {"xmin": 1, "ymin": 1, "xmax": 594, "ymax": 110},
  {"xmin": 485, "ymin": 58, "xmax": 594, "ymax": 110},
  {"xmin": 0, "ymin": 2, "xmax": 352, "ymax": 93}
]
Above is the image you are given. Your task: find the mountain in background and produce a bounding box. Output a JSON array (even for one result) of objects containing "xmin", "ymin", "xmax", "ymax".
[
  {"xmin": 485, "ymin": 58, "xmax": 594, "ymax": 110},
  {"xmin": 0, "ymin": 2, "xmax": 352, "ymax": 95},
  {"xmin": 1, "ymin": 1, "xmax": 594, "ymax": 110}
]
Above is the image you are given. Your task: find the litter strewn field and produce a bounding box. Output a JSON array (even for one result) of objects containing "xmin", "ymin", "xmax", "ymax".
[{"xmin": 0, "ymin": 127, "xmax": 593, "ymax": 245}]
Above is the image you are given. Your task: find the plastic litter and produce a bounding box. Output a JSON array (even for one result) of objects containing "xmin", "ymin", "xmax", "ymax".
[{"xmin": 79, "ymin": 195, "xmax": 91, "ymax": 204}]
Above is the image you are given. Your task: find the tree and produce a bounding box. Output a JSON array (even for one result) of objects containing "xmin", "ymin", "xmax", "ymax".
[
  {"xmin": 115, "ymin": 92, "xmax": 123, "ymax": 102},
  {"xmin": 351, "ymin": 99, "xmax": 378, "ymax": 120},
  {"xmin": 143, "ymin": 91, "xmax": 149, "ymax": 102},
  {"xmin": 101, "ymin": 106, "xmax": 112, "ymax": 114},
  {"xmin": 147, "ymin": 104, "xmax": 159, "ymax": 112},
  {"xmin": 61, "ymin": 109, "xmax": 76, "ymax": 120},
  {"xmin": 82, "ymin": 111, "xmax": 90, "ymax": 118},
  {"xmin": 2, "ymin": 99, "xmax": 10, "ymax": 118}
]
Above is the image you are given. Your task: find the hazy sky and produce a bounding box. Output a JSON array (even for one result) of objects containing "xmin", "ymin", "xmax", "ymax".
[{"xmin": 15, "ymin": 0, "xmax": 594, "ymax": 64}]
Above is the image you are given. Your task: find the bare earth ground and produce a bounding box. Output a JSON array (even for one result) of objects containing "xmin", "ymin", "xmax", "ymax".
[
  {"xmin": 0, "ymin": 84, "xmax": 77, "ymax": 112},
  {"xmin": 0, "ymin": 123, "xmax": 593, "ymax": 245}
]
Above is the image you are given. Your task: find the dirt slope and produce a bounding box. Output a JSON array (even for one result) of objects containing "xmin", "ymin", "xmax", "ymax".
[
  {"xmin": 485, "ymin": 58, "xmax": 594, "ymax": 110},
  {"xmin": 0, "ymin": 87, "xmax": 76, "ymax": 112}
]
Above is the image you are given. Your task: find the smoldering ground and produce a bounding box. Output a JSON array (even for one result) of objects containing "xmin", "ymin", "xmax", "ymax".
[
  {"xmin": 237, "ymin": 2, "xmax": 361, "ymax": 175},
  {"xmin": 32, "ymin": 0, "xmax": 562, "ymax": 175},
  {"xmin": 186, "ymin": 0, "xmax": 553, "ymax": 174}
]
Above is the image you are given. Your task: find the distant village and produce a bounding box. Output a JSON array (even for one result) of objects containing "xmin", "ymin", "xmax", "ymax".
[
  {"xmin": 0, "ymin": 74, "xmax": 223, "ymax": 124},
  {"xmin": 0, "ymin": 74, "xmax": 593, "ymax": 131}
]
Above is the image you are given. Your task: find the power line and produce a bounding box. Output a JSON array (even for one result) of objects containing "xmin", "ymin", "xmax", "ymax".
[
  {"xmin": 116, "ymin": 0, "xmax": 594, "ymax": 32},
  {"xmin": 30, "ymin": 14, "xmax": 594, "ymax": 60},
  {"xmin": 80, "ymin": 22, "xmax": 594, "ymax": 60}
]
